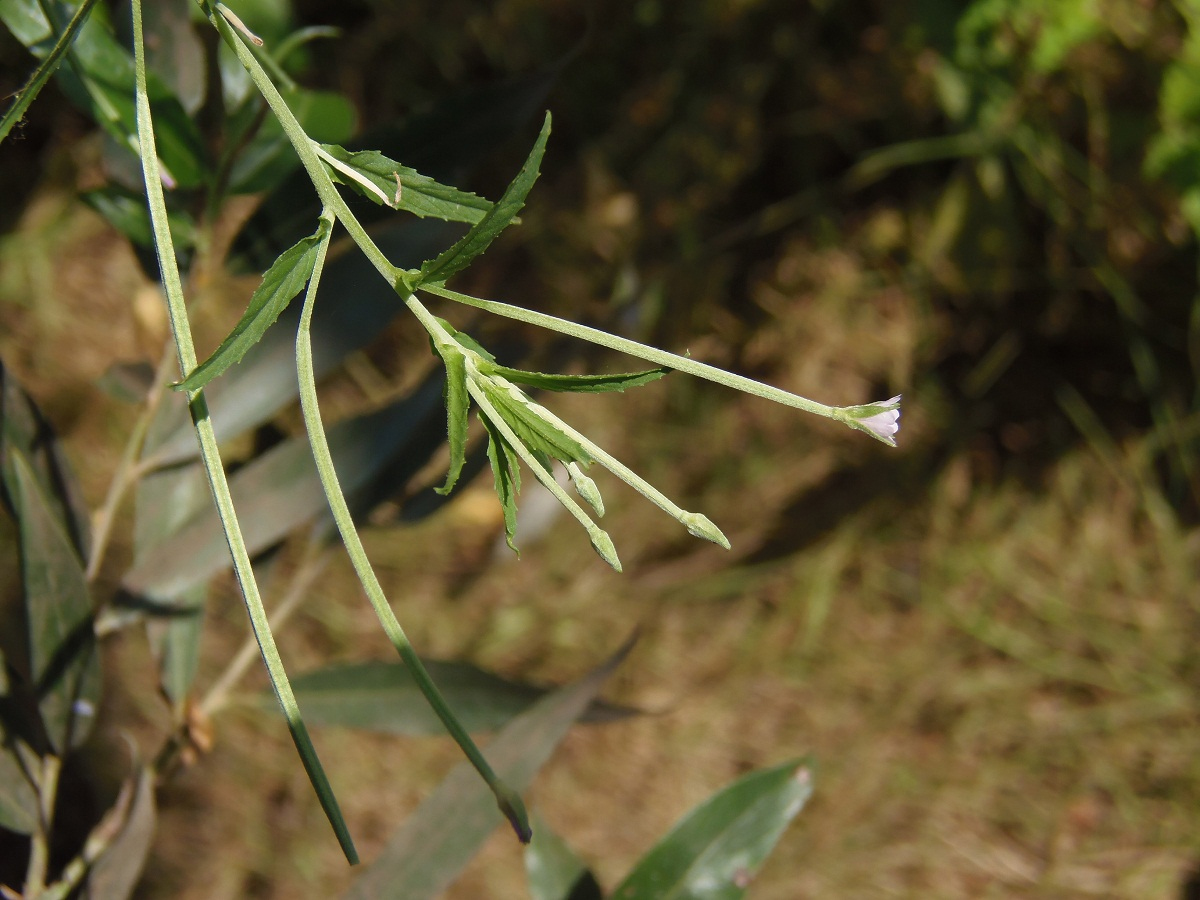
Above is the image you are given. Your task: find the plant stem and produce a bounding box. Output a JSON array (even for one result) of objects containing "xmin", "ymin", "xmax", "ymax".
[
  {"xmin": 420, "ymin": 283, "xmax": 845, "ymax": 421},
  {"xmin": 210, "ymin": 1, "xmax": 532, "ymax": 841},
  {"xmin": 134, "ymin": 0, "xmax": 357, "ymax": 864}
]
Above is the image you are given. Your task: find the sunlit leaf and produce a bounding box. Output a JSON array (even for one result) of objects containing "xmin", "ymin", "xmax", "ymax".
[
  {"xmin": 342, "ymin": 637, "xmax": 635, "ymax": 900},
  {"xmin": 435, "ymin": 345, "xmax": 470, "ymax": 496},
  {"xmin": 487, "ymin": 365, "xmax": 670, "ymax": 394},
  {"xmin": 318, "ymin": 143, "xmax": 493, "ymax": 223},
  {"xmin": 612, "ymin": 758, "xmax": 814, "ymax": 900},
  {"xmin": 483, "ymin": 416, "xmax": 521, "ymax": 552},
  {"xmin": 9, "ymin": 451, "xmax": 99, "ymax": 753},
  {"xmin": 481, "ymin": 380, "xmax": 590, "ymax": 466},
  {"xmin": 85, "ymin": 767, "xmax": 157, "ymax": 900},
  {"xmin": 176, "ymin": 217, "xmax": 332, "ymax": 392},
  {"xmin": 525, "ymin": 813, "xmax": 602, "ymax": 900},
  {"xmin": 415, "ymin": 111, "xmax": 551, "ymax": 286}
]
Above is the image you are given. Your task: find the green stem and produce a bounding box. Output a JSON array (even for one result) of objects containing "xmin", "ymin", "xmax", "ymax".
[
  {"xmin": 134, "ymin": 0, "xmax": 357, "ymax": 864},
  {"xmin": 420, "ymin": 283, "xmax": 845, "ymax": 422},
  {"xmin": 295, "ymin": 208, "xmax": 531, "ymax": 841}
]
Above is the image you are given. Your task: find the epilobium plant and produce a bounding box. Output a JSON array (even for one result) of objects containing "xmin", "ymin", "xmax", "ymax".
[{"xmin": 0, "ymin": 0, "xmax": 896, "ymax": 890}]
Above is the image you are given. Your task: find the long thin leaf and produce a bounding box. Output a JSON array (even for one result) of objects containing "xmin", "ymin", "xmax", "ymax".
[
  {"xmin": 276, "ymin": 659, "xmax": 636, "ymax": 736},
  {"xmin": 435, "ymin": 345, "xmax": 470, "ymax": 495},
  {"xmin": 343, "ymin": 636, "xmax": 635, "ymax": 900},
  {"xmin": 0, "ymin": 662, "xmax": 39, "ymax": 834},
  {"xmin": 318, "ymin": 143, "xmax": 493, "ymax": 222},
  {"xmin": 414, "ymin": 111, "xmax": 551, "ymax": 286},
  {"xmin": 175, "ymin": 216, "xmax": 333, "ymax": 392},
  {"xmin": 525, "ymin": 813, "xmax": 602, "ymax": 900},
  {"xmin": 0, "ymin": 0, "xmax": 101, "ymax": 145},
  {"xmin": 612, "ymin": 758, "xmax": 814, "ymax": 900},
  {"xmin": 10, "ymin": 451, "xmax": 99, "ymax": 753},
  {"xmin": 84, "ymin": 767, "xmax": 157, "ymax": 900},
  {"xmin": 483, "ymin": 414, "xmax": 521, "ymax": 552},
  {"xmin": 488, "ymin": 365, "xmax": 671, "ymax": 394}
]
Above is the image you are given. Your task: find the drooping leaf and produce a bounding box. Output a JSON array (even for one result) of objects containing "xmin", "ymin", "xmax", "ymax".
[
  {"xmin": 318, "ymin": 144, "xmax": 493, "ymax": 223},
  {"xmin": 488, "ymin": 365, "xmax": 670, "ymax": 394},
  {"xmin": 176, "ymin": 217, "xmax": 332, "ymax": 392},
  {"xmin": 612, "ymin": 758, "xmax": 814, "ymax": 900},
  {"xmin": 525, "ymin": 813, "xmax": 602, "ymax": 900},
  {"xmin": 482, "ymin": 380, "xmax": 590, "ymax": 466},
  {"xmin": 435, "ymin": 345, "xmax": 470, "ymax": 496},
  {"xmin": 483, "ymin": 415, "xmax": 521, "ymax": 553},
  {"xmin": 147, "ymin": 597, "xmax": 205, "ymax": 706},
  {"xmin": 342, "ymin": 637, "xmax": 635, "ymax": 900},
  {"xmin": 85, "ymin": 766, "xmax": 157, "ymax": 900},
  {"xmin": 9, "ymin": 451, "xmax": 99, "ymax": 753},
  {"xmin": 274, "ymin": 659, "xmax": 635, "ymax": 736},
  {"xmin": 414, "ymin": 111, "xmax": 551, "ymax": 286}
]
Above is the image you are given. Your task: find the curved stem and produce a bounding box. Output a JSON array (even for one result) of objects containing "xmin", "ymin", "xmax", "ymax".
[
  {"xmin": 294, "ymin": 208, "xmax": 531, "ymax": 841},
  {"xmin": 134, "ymin": 0, "xmax": 357, "ymax": 864}
]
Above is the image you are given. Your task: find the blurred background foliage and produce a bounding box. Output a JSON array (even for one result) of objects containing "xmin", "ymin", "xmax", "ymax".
[{"xmin": 2, "ymin": 0, "xmax": 1200, "ymax": 896}]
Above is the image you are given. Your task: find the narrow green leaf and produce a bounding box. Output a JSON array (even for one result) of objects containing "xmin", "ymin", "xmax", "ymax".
[
  {"xmin": 525, "ymin": 812, "xmax": 602, "ymax": 900},
  {"xmin": 488, "ymin": 365, "xmax": 670, "ymax": 394},
  {"xmin": 482, "ymin": 380, "xmax": 590, "ymax": 467},
  {"xmin": 483, "ymin": 415, "xmax": 521, "ymax": 553},
  {"xmin": 415, "ymin": 111, "xmax": 551, "ymax": 286},
  {"xmin": 9, "ymin": 451, "xmax": 100, "ymax": 753},
  {"xmin": 0, "ymin": 0, "xmax": 100, "ymax": 146},
  {"xmin": 274, "ymin": 659, "xmax": 636, "ymax": 736},
  {"xmin": 435, "ymin": 345, "xmax": 470, "ymax": 495},
  {"xmin": 436, "ymin": 318, "xmax": 495, "ymax": 362},
  {"xmin": 147, "ymin": 597, "xmax": 205, "ymax": 706},
  {"xmin": 82, "ymin": 186, "xmax": 197, "ymax": 250},
  {"xmin": 612, "ymin": 758, "xmax": 814, "ymax": 900},
  {"xmin": 318, "ymin": 143, "xmax": 494, "ymax": 223},
  {"xmin": 0, "ymin": 684, "xmax": 38, "ymax": 834},
  {"xmin": 85, "ymin": 766, "xmax": 157, "ymax": 900},
  {"xmin": 175, "ymin": 217, "xmax": 332, "ymax": 392},
  {"xmin": 342, "ymin": 637, "xmax": 635, "ymax": 900}
]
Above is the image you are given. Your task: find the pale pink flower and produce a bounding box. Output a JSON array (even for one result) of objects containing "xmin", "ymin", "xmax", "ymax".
[{"xmin": 848, "ymin": 395, "xmax": 902, "ymax": 446}]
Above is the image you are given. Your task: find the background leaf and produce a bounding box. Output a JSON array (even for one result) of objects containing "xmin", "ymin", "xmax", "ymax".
[
  {"xmin": 0, "ymin": 656, "xmax": 38, "ymax": 835},
  {"xmin": 525, "ymin": 812, "xmax": 603, "ymax": 900},
  {"xmin": 273, "ymin": 659, "xmax": 636, "ymax": 736},
  {"xmin": 612, "ymin": 758, "xmax": 814, "ymax": 900},
  {"xmin": 85, "ymin": 767, "xmax": 157, "ymax": 900},
  {"xmin": 9, "ymin": 451, "xmax": 99, "ymax": 753},
  {"xmin": 342, "ymin": 637, "xmax": 635, "ymax": 900}
]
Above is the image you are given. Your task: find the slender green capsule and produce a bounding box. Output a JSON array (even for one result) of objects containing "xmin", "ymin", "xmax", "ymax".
[
  {"xmin": 568, "ymin": 461, "xmax": 605, "ymax": 517},
  {"xmin": 681, "ymin": 511, "xmax": 731, "ymax": 549},
  {"xmin": 589, "ymin": 528, "xmax": 622, "ymax": 572}
]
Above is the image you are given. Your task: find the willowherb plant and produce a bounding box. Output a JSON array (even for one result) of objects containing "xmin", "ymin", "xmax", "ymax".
[{"xmin": 0, "ymin": 0, "xmax": 897, "ymax": 893}]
